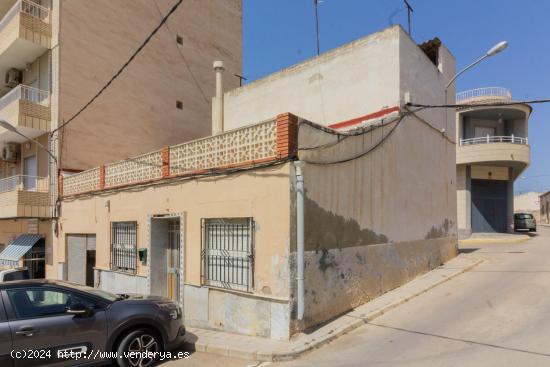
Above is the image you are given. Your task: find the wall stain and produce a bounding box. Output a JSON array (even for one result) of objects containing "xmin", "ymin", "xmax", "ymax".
[
  {"xmin": 425, "ymin": 218, "xmax": 453, "ymax": 239},
  {"xmin": 305, "ymin": 197, "xmax": 388, "ymax": 252}
]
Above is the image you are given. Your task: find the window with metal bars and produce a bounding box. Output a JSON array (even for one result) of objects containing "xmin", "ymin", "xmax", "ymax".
[
  {"xmin": 111, "ymin": 222, "xmax": 138, "ymax": 273},
  {"xmin": 201, "ymin": 218, "xmax": 254, "ymax": 292}
]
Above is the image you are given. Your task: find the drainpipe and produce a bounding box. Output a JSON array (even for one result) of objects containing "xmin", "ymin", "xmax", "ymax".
[
  {"xmin": 212, "ymin": 60, "xmax": 225, "ymax": 134},
  {"xmin": 294, "ymin": 160, "xmax": 305, "ymax": 321}
]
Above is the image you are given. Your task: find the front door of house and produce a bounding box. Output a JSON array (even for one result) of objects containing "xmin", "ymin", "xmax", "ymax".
[{"xmin": 167, "ymin": 220, "xmax": 180, "ymax": 302}]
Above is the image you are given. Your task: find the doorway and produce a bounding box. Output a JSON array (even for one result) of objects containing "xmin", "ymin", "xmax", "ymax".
[
  {"xmin": 149, "ymin": 215, "xmax": 182, "ymax": 305},
  {"xmin": 66, "ymin": 234, "xmax": 96, "ymax": 286},
  {"xmin": 23, "ymin": 155, "xmax": 37, "ymax": 191},
  {"xmin": 23, "ymin": 239, "xmax": 45, "ymax": 279}
]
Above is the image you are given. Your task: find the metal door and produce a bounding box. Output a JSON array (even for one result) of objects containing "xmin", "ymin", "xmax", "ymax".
[
  {"xmin": 67, "ymin": 235, "xmax": 96, "ymax": 285},
  {"xmin": 167, "ymin": 220, "xmax": 180, "ymax": 303}
]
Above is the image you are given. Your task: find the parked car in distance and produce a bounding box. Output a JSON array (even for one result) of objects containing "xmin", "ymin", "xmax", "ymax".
[
  {"xmin": 0, "ymin": 280, "xmax": 185, "ymax": 366},
  {"xmin": 514, "ymin": 213, "xmax": 537, "ymax": 232},
  {"xmin": 0, "ymin": 268, "xmax": 29, "ymax": 282}
]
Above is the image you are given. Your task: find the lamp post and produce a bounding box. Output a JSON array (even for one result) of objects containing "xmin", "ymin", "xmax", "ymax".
[
  {"xmin": 445, "ymin": 41, "xmax": 508, "ymax": 91},
  {"xmin": 0, "ymin": 119, "xmax": 57, "ymax": 164},
  {"xmin": 443, "ymin": 41, "xmax": 508, "ymax": 132}
]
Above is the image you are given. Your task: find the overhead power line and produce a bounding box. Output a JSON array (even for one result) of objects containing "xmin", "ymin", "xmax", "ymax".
[
  {"xmin": 406, "ymin": 99, "xmax": 550, "ymax": 109},
  {"xmin": 51, "ymin": 0, "xmax": 184, "ymax": 135}
]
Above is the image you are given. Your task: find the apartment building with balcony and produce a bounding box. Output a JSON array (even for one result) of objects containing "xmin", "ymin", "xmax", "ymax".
[
  {"xmin": 0, "ymin": 0, "xmax": 242, "ymax": 278},
  {"xmin": 456, "ymin": 87, "xmax": 531, "ymax": 236},
  {"xmin": 55, "ymin": 26, "xmax": 459, "ymax": 339}
]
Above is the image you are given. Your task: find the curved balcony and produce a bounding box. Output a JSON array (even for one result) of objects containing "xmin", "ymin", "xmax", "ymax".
[
  {"xmin": 456, "ymin": 87, "xmax": 512, "ymax": 105},
  {"xmin": 457, "ymin": 137, "xmax": 530, "ymax": 178}
]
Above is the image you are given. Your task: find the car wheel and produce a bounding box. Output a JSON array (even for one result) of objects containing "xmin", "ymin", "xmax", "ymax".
[{"xmin": 115, "ymin": 328, "xmax": 163, "ymax": 367}]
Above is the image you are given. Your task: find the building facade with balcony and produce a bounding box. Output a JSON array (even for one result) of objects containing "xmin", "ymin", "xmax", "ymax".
[
  {"xmin": 0, "ymin": 0, "xmax": 242, "ymax": 277},
  {"xmin": 456, "ymin": 87, "xmax": 531, "ymax": 236}
]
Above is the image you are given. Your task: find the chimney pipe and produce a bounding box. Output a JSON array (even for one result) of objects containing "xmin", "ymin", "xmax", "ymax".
[{"xmin": 212, "ymin": 60, "xmax": 225, "ymax": 134}]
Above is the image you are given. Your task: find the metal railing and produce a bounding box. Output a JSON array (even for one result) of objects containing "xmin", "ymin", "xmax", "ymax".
[
  {"xmin": 0, "ymin": 85, "xmax": 50, "ymax": 111},
  {"xmin": 456, "ymin": 87, "xmax": 512, "ymax": 104},
  {"xmin": 460, "ymin": 135, "xmax": 528, "ymax": 146},
  {"xmin": 111, "ymin": 222, "xmax": 138, "ymax": 274},
  {"xmin": 0, "ymin": 175, "xmax": 49, "ymax": 193},
  {"xmin": 0, "ymin": 0, "xmax": 50, "ymax": 33}
]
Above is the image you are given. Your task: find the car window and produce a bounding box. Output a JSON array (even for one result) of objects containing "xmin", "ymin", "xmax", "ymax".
[
  {"xmin": 515, "ymin": 214, "xmax": 533, "ymax": 219},
  {"xmin": 7, "ymin": 288, "xmax": 98, "ymax": 319}
]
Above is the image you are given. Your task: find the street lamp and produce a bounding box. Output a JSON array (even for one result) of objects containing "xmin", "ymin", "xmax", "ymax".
[
  {"xmin": 445, "ymin": 41, "xmax": 508, "ymax": 90},
  {"xmin": 0, "ymin": 119, "xmax": 57, "ymax": 164}
]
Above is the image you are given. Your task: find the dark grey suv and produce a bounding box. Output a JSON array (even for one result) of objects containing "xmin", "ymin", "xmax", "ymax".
[{"xmin": 0, "ymin": 280, "xmax": 185, "ymax": 366}]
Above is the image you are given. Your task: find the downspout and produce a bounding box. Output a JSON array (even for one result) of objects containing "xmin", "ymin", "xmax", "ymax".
[{"xmin": 294, "ymin": 160, "xmax": 305, "ymax": 321}]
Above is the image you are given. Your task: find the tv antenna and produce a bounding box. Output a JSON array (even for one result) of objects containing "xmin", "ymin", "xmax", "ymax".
[
  {"xmin": 314, "ymin": 0, "xmax": 324, "ymax": 55},
  {"xmin": 404, "ymin": 0, "xmax": 414, "ymax": 36}
]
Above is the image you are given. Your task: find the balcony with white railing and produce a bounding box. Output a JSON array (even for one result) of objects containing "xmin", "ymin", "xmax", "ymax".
[
  {"xmin": 0, "ymin": 84, "xmax": 51, "ymax": 141},
  {"xmin": 457, "ymin": 134, "xmax": 531, "ymax": 170},
  {"xmin": 456, "ymin": 87, "xmax": 512, "ymax": 105},
  {"xmin": 0, "ymin": 175, "xmax": 51, "ymax": 218},
  {"xmin": 459, "ymin": 135, "xmax": 528, "ymax": 146},
  {"xmin": 0, "ymin": 0, "xmax": 51, "ymax": 94}
]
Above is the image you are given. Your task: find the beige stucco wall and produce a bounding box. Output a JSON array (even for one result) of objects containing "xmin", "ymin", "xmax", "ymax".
[
  {"xmin": 296, "ymin": 111, "xmax": 457, "ymax": 328},
  {"xmin": 57, "ymin": 163, "xmax": 292, "ymax": 339},
  {"xmin": 58, "ymin": 0, "xmax": 242, "ymax": 170}
]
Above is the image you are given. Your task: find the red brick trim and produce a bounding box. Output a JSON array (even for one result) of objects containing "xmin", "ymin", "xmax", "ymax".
[
  {"xmin": 329, "ymin": 106, "xmax": 400, "ymax": 130},
  {"xmin": 161, "ymin": 147, "xmax": 170, "ymax": 178},
  {"xmin": 276, "ymin": 112, "xmax": 298, "ymax": 159},
  {"xmin": 99, "ymin": 165, "xmax": 105, "ymax": 190}
]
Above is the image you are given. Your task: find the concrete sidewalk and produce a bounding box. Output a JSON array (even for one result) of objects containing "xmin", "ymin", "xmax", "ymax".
[
  {"xmin": 183, "ymin": 255, "xmax": 482, "ymax": 362},
  {"xmin": 459, "ymin": 232, "xmax": 531, "ymax": 244}
]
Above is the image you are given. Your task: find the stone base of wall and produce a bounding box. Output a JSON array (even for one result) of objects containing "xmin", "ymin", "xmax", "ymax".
[
  {"xmin": 95, "ymin": 268, "xmax": 148, "ymax": 295},
  {"xmin": 302, "ymin": 236, "xmax": 457, "ymax": 329},
  {"xmin": 184, "ymin": 284, "xmax": 291, "ymax": 341}
]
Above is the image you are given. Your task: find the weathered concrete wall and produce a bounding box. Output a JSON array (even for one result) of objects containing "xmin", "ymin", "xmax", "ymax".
[
  {"xmin": 95, "ymin": 268, "xmax": 148, "ymax": 295},
  {"xmin": 223, "ymin": 25, "xmax": 401, "ymax": 129},
  {"xmin": 57, "ymin": 163, "xmax": 292, "ymax": 339},
  {"xmin": 295, "ymin": 110, "xmax": 457, "ymax": 328},
  {"xmin": 58, "ymin": 0, "xmax": 242, "ymax": 170}
]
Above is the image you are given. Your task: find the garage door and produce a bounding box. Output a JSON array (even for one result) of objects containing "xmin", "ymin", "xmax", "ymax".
[
  {"xmin": 471, "ymin": 179, "xmax": 508, "ymax": 233},
  {"xmin": 67, "ymin": 234, "xmax": 96, "ymax": 286}
]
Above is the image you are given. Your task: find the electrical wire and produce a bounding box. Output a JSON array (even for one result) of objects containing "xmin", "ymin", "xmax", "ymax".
[
  {"xmin": 152, "ymin": 0, "xmax": 210, "ymax": 105},
  {"xmin": 407, "ymin": 99, "xmax": 550, "ymax": 109},
  {"xmin": 62, "ymin": 158, "xmax": 289, "ymax": 201},
  {"xmin": 51, "ymin": 0, "xmax": 184, "ymax": 135}
]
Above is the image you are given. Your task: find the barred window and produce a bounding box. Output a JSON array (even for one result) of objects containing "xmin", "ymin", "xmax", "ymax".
[
  {"xmin": 111, "ymin": 222, "xmax": 137, "ymax": 273},
  {"xmin": 201, "ymin": 218, "xmax": 254, "ymax": 292}
]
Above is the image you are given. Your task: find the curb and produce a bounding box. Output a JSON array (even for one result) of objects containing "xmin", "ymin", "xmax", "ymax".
[
  {"xmin": 185, "ymin": 257, "xmax": 483, "ymax": 362},
  {"xmin": 459, "ymin": 237, "xmax": 530, "ymax": 244}
]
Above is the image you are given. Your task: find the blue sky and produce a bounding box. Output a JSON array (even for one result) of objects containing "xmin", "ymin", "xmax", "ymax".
[{"xmin": 242, "ymin": 0, "xmax": 549, "ymax": 194}]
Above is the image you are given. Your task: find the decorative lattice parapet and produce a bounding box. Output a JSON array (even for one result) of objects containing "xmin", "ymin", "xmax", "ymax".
[
  {"xmin": 104, "ymin": 150, "xmax": 163, "ymax": 188},
  {"xmin": 62, "ymin": 168, "xmax": 100, "ymax": 196},
  {"xmin": 61, "ymin": 116, "xmax": 299, "ymax": 196},
  {"xmin": 169, "ymin": 119, "xmax": 278, "ymax": 176}
]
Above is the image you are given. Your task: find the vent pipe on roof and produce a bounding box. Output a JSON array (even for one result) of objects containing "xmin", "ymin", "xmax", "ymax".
[{"xmin": 212, "ymin": 61, "xmax": 225, "ymax": 135}]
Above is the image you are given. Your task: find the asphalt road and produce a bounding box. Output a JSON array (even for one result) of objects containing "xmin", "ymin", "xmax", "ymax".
[
  {"xmin": 161, "ymin": 226, "xmax": 550, "ymax": 366},
  {"xmin": 274, "ymin": 226, "xmax": 550, "ymax": 367}
]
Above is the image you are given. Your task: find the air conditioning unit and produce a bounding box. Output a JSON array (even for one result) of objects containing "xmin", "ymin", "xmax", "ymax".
[
  {"xmin": 5, "ymin": 68, "xmax": 22, "ymax": 89},
  {"xmin": 2, "ymin": 143, "xmax": 19, "ymax": 163}
]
